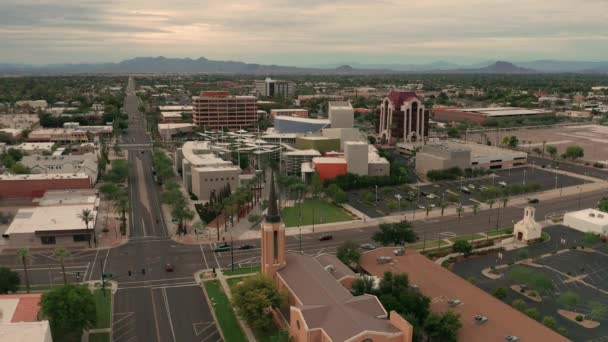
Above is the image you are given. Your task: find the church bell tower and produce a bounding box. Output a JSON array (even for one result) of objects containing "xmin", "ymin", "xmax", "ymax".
[{"xmin": 261, "ymin": 172, "xmax": 286, "ymax": 278}]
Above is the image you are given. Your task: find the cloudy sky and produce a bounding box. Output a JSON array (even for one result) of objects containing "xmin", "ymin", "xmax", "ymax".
[{"xmin": 2, "ymin": 0, "xmax": 608, "ymax": 65}]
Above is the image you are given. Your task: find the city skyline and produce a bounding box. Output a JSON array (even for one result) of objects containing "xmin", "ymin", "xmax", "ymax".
[{"xmin": 2, "ymin": 0, "xmax": 608, "ymax": 65}]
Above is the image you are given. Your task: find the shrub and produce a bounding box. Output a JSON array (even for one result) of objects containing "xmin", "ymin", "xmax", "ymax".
[
  {"xmin": 512, "ymin": 299, "xmax": 527, "ymax": 312},
  {"xmin": 525, "ymin": 308, "xmax": 540, "ymax": 320},
  {"xmin": 556, "ymin": 327, "xmax": 568, "ymax": 336},
  {"xmin": 493, "ymin": 287, "xmax": 507, "ymax": 300},
  {"xmin": 543, "ymin": 316, "xmax": 557, "ymax": 329},
  {"xmin": 575, "ymin": 315, "xmax": 583, "ymax": 322}
]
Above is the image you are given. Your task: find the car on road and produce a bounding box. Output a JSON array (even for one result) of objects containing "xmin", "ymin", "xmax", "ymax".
[
  {"xmin": 460, "ymin": 186, "xmax": 471, "ymax": 194},
  {"xmin": 165, "ymin": 263, "xmax": 174, "ymax": 272},
  {"xmin": 360, "ymin": 243, "xmax": 376, "ymax": 250},
  {"xmin": 214, "ymin": 243, "xmax": 231, "ymax": 252},
  {"xmin": 498, "ymin": 181, "xmax": 507, "ymax": 187},
  {"xmin": 528, "ymin": 198, "xmax": 540, "ymax": 204},
  {"xmin": 418, "ymin": 204, "xmax": 426, "ymax": 209},
  {"xmin": 238, "ymin": 244, "xmax": 255, "ymax": 250},
  {"xmin": 319, "ymin": 234, "xmax": 333, "ymax": 241}
]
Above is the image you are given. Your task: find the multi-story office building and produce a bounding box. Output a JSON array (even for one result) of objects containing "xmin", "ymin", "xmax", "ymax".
[
  {"xmin": 254, "ymin": 78, "xmax": 296, "ymax": 98},
  {"xmin": 192, "ymin": 91, "xmax": 258, "ymax": 129},
  {"xmin": 378, "ymin": 91, "xmax": 430, "ymax": 145}
]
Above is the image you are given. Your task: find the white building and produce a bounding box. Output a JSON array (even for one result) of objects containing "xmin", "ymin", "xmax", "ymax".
[
  {"xmin": 328, "ymin": 101, "xmax": 354, "ymax": 129},
  {"xmin": 564, "ymin": 208, "xmax": 608, "ymax": 235},
  {"xmin": 513, "ymin": 206, "xmax": 543, "ymax": 243},
  {"xmin": 344, "ymin": 141, "xmax": 368, "ymax": 176},
  {"xmin": 20, "ymin": 154, "xmax": 99, "ymax": 184},
  {"xmin": 254, "ymin": 78, "xmax": 295, "ymax": 97}
]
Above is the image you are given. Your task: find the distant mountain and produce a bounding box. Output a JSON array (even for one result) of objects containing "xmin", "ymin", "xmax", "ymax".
[{"xmin": 0, "ymin": 57, "xmax": 606, "ymax": 74}]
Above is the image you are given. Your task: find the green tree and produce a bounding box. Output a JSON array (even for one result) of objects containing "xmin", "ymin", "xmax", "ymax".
[
  {"xmin": 336, "ymin": 240, "xmax": 361, "ymax": 268},
  {"xmin": 472, "ymin": 202, "xmax": 480, "ymax": 215},
  {"xmin": 452, "ymin": 240, "xmax": 473, "ymax": 257},
  {"xmin": 9, "ymin": 162, "xmax": 31, "ymax": 174},
  {"xmin": 557, "ymin": 291, "xmax": 580, "ymax": 309},
  {"xmin": 78, "ymin": 208, "xmax": 95, "ymax": 248},
  {"xmin": 424, "ymin": 310, "xmax": 462, "ymax": 342},
  {"xmin": 232, "ymin": 274, "xmax": 284, "ymax": 333},
  {"xmin": 269, "ymin": 330, "xmax": 293, "ymax": 342},
  {"xmin": 41, "ymin": 285, "xmax": 96, "ymax": 339},
  {"xmin": 17, "ymin": 248, "xmax": 31, "ymax": 294},
  {"xmin": 512, "ymin": 299, "xmax": 527, "ymax": 311},
  {"xmin": 310, "ymin": 171, "xmax": 322, "ymax": 198},
  {"xmin": 542, "ymin": 316, "xmax": 557, "ymax": 329},
  {"xmin": 0, "ymin": 267, "xmax": 20, "ymax": 293},
  {"xmin": 525, "ymin": 307, "xmax": 540, "ymax": 320},
  {"xmin": 598, "ymin": 197, "xmax": 608, "ymax": 213},
  {"xmin": 589, "ymin": 301, "xmax": 608, "ymax": 321},
  {"xmin": 54, "ymin": 247, "xmax": 71, "ymax": 285},
  {"xmin": 439, "ymin": 201, "xmax": 448, "ymax": 216},
  {"xmin": 351, "ymin": 275, "xmax": 375, "ymax": 296},
  {"xmin": 546, "ymin": 145, "xmax": 558, "ymax": 160},
  {"xmin": 493, "ymin": 287, "xmax": 507, "ymax": 300},
  {"xmin": 456, "ymin": 206, "xmax": 464, "ymax": 219},
  {"xmin": 563, "ymin": 145, "xmax": 584, "ymax": 160},
  {"xmin": 372, "ymin": 220, "xmax": 417, "ymax": 246}
]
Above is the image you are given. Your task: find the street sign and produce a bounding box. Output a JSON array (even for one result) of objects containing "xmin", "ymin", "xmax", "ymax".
[{"xmin": 102, "ymin": 274, "xmax": 113, "ymax": 279}]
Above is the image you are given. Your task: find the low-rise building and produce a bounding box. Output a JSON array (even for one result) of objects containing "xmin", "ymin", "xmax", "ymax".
[
  {"xmin": 270, "ymin": 109, "xmax": 309, "ymax": 118},
  {"xmin": 161, "ymin": 112, "xmax": 184, "ymax": 123},
  {"xmin": 433, "ymin": 106, "xmax": 554, "ymax": 124},
  {"xmin": 0, "ymin": 114, "xmax": 40, "ymax": 130},
  {"xmin": 2, "ymin": 202, "xmax": 98, "ymax": 248},
  {"xmin": 175, "ymin": 141, "xmax": 240, "ymax": 201},
  {"xmin": 274, "ymin": 116, "xmax": 330, "ymax": 134},
  {"xmin": 564, "ymin": 208, "xmax": 608, "ymax": 235},
  {"xmin": 20, "ymin": 154, "xmax": 99, "ymax": 184},
  {"xmin": 0, "ymin": 294, "xmax": 52, "ymax": 342},
  {"xmin": 0, "ymin": 173, "xmax": 91, "ymax": 199},
  {"xmin": 415, "ymin": 140, "xmax": 527, "ymax": 175},
  {"xmin": 295, "ymin": 136, "xmax": 340, "ymax": 154},
  {"xmin": 15, "ymin": 100, "xmax": 48, "ymax": 110},
  {"xmin": 328, "ymin": 101, "xmax": 354, "ymax": 129},
  {"xmin": 10, "ymin": 142, "xmax": 55, "ymax": 155},
  {"xmin": 158, "ymin": 123, "xmax": 195, "ymax": 141},
  {"xmin": 284, "ymin": 149, "xmax": 321, "ymax": 175}
]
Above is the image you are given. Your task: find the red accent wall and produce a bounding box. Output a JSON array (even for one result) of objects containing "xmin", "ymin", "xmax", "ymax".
[
  {"xmin": 0, "ymin": 178, "xmax": 91, "ymax": 199},
  {"xmin": 313, "ymin": 162, "xmax": 347, "ymax": 183}
]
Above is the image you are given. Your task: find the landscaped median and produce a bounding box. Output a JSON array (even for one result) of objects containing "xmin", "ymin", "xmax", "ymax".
[{"xmin": 203, "ymin": 280, "xmax": 247, "ymax": 342}]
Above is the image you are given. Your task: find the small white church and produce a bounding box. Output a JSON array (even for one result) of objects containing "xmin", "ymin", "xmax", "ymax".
[{"xmin": 513, "ymin": 206, "xmax": 543, "ymax": 244}]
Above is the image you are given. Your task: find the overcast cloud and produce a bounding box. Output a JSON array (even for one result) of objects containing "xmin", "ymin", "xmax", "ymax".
[{"xmin": 1, "ymin": 0, "xmax": 607, "ymax": 65}]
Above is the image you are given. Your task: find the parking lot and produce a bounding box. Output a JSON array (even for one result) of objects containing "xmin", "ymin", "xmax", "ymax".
[
  {"xmin": 452, "ymin": 226, "xmax": 608, "ymax": 341},
  {"xmin": 348, "ymin": 166, "xmax": 585, "ymax": 218}
]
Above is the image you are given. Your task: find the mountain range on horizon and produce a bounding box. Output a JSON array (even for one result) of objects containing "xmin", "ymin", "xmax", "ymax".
[{"xmin": 1, "ymin": 57, "xmax": 608, "ymax": 75}]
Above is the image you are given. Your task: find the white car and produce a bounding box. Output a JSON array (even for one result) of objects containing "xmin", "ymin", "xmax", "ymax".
[
  {"xmin": 467, "ymin": 184, "xmax": 476, "ymax": 190},
  {"xmin": 426, "ymin": 194, "xmax": 437, "ymax": 199},
  {"xmin": 498, "ymin": 181, "xmax": 507, "ymax": 187},
  {"xmin": 429, "ymin": 204, "xmax": 436, "ymax": 208},
  {"xmin": 418, "ymin": 205, "xmax": 426, "ymax": 209},
  {"xmin": 447, "ymin": 299, "xmax": 462, "ymax": 307}
]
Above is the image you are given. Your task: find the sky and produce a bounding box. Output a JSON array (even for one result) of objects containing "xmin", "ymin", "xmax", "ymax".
[{"xmin": 1, "ymin": 0, "xmax": 608, "ymax": 66}]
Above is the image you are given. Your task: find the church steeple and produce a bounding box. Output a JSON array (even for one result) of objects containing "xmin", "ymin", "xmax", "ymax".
[{"xmin": 266, "ymin": 171, "xmax": 281, "ymax": 223}]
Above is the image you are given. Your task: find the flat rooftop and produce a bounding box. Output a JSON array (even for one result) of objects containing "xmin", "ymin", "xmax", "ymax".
[
  {"xmin": 564, "ymin": 208, "xmax": 608, "ymax": 225},
  {"xmin": 0, "ymin": 321, "xmax": 51, "ymax": 342},
  {"xmin": 161, "ymin": 112, "xmax": 183, "ymax": 118},
  {"xmin": 270, "ymin": 108, "xmax": 308, "ymax": 112},
  {"xmin": 0, "ymin": 294, "xmax": 42, "ymax": 323},
  {"xmin": 14, "ymin": 142, "xmax": 54, "ymax": 151},
  {"xmin": 360, "ymin": 248, "xmax": 569, "ymax": 342},
  {"xmin": 313, "ymin": 157, "xmax": 347, "ymax": 164},
  {"xmin": 284, "ymin": 149, "xmax": 321, "ymax": 156},
  {"xmin": 328, "ymin": 101, "xmax": 353, "ymax": 109},
  {"xmin": 274, "ymin": 116, "xmax": 330, "ymax": 124},
  {"xmin": 5, "ymin": 204, "xmax": 97, "ymax": 235},
  {"xmin": 0, "ymin": 173, "xmax": 89, "ymax": 181},
  {"xmin": 453, "ymin": 107, "xmax": 553, "ymax": 117},
  {"xmin": 425, "ymin": 140, "xmax": 527, "ymax": 159},
  {"xmin": 158, "ymin": 105, "xmax": 193, "ymax": 111}
]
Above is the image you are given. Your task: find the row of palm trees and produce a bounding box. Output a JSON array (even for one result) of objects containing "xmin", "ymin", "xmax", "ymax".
[
  {"xmin": 221, "ymin": 171, "xmax": 265, "ymax": 229},
  {"xmin": 17, "ymin": 247, "xmax": 72, "ymax": 294}
]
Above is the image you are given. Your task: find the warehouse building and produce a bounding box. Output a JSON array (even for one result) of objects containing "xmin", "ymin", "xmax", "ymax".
[
  {"xmin": 415, "ymin": 140, "xmax": 527, "ymax": 175},
  {"xmin": 0, "ymin": 173, "xmax": 92, "ymax": 199},
  {"xmin": 433, "ymin": 107, "xmax": 554, "ymax": 124},
  {"xmin": 564, "ymin": 208, "xmax": 608, "ymax": 236}
]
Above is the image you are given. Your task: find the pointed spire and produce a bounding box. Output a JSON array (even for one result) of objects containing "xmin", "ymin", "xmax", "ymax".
[{"xmin": 266, "ymin": 171, "xmax": 281, "ymax": 223}]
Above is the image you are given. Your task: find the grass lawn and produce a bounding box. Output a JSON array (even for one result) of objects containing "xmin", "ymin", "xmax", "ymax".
[
  {"xmin": 408, "ymin": 240, "xmax": 449, "ymax": 250},
  {"xmin": 449, "ymin": 233, "xmax": 485, "ymax": 243},
  {"xmin": 226, "ymin": 276, "xmax": 254, "ymax": 292},
  {"xmin": 282, "ymin": 199, "xmax": 353, "ymax": 228},
  {"xmin": 223, "ymin": 266, "xmax": 260, "ymax": 276},
  {"xmin": 89, "ymin": 332, "xmax": 110, "ymax": 342},
  {"xmin": 204, "ymin": 280, "xmax": 247, "ymax": 342},
  {"xmin": 93, "ymin": 289, "xmax": 112, "ymax": 329},
  {"xmin": 18, "ymin": 284, "xmax": 56, "ymax": 293},
  {"xmin": 487, "ymin": 228, "xmax": 513, "ymax": 237}
]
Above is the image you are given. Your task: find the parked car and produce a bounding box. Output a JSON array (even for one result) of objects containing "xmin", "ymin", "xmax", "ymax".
[
  {"xmin": 360, "ymin": 243, "xmax": 376, "ymax": 250},
  {"xmin": 467, "ymin": 184, "xmax": 476, "ymax": 190},
  {"xmin": 498, "ymin": 181, "xmax": 507, "ymax": 187},
  {"xmin": 393, "ymin": 247, "xmax": 405, "ymax": 256},
  {"xmin": 407, "ymin": 191, "xmax": 416, "ymax": 197},
  {"xmin": 319, "ymin": 234, "xmax": 333, "ymax": 241},
  {"xmin": 474, "ymin": 315, "xmax": 488, "ymax": 324},
  {"xmin": 418, "ymin": 205, "xmax": 426, "ymax": 210},
  {"xmin": 214, "ymin": 243, "xmax": 231, "ymax": 252},
  {"xmin": 426, "ymin": 194, "xmax": 437, "ymax": 199},
  {"xmin": 460, "ymin": 186, "xmax": 471, "ymax": 194},
  {"xmin": 419, "ymin": 191, "xmax": 428, "ymax": 196},
  {"xmin": 505, "ymin": 336, "xmax": 520, "ymax": 342},
  {"xmin": 528, "ymin": 198, "xmax": 540, "ymax": 204},
  {"xmin": 238, "ymin": 244, "xmax": 255, "ymax": 250},
  {"xmin": 429, "ymin": 203, "xmax": 436, "ymax": 208},
  {"xmin": 165, "ymin": 263, "xmax": 174, "ymax": 272},
  {"xmin": 447, "ymin": 299, "xmax": 461, "ymax": 307},
  {"xmin": 376, "ymin": 256, "xmax": 392, "ymax": 264}
]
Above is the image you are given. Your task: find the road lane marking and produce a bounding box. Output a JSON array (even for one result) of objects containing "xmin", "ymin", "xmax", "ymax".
[
  {"xmin": 150, "ymin": 290, "xmax": 162, "ymax": 342},
  {"xmin": 193, "ymin": 322, "xmax": 215, "ymax": 336},
  {"xmin": 161, "ymin": 287, "xmax": 177, "ymax": 342},
  {"xmin": 112, "ymin": 312, "xmax": 134, "ymax": 327},
  {"xmin": 117, "ymin": 277, "xmax": 194, "ymax": 285},
  {"xmin": 102, "ymin": 249, "xmax": 110, "ymax": 275},
  {"xmin": 200, "ymin": 244, "xmax": 209, "ymax": 269},
  {"xmin": 209, "ymin": 243, "xmax": 221, "ymax": 269},
  {"xmin": 118, "ymin": 282, "xmax": 196, "ymax": 290},
  {"xmin": 202, "ymin": 329, "xmax": 219, "ymax": 342}
]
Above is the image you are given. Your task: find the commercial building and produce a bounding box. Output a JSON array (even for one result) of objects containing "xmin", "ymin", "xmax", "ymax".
[
  {"xmin": 0, "ymin": 114, "xmax": 40, "ymax": 130},
  {"xmin": 564, "ymin": 208, "xmax": 608, "ymax": 235},
  {"xmin": 310, "ymin": 143, "xmax": 390, "ymax": 182},
  {"xmin": 378, "ymin": 91, "xmax": 429, "ymax": 145},
  {"xmin": 21, "ymin": 154, "xmax": 98, "ymax": 184},
  {"xmin": 158, "ymin": 123, "xmax": 195, "ymax": 140},
  {"xmin": 0, "ymin": 294, "xmax": 52, "ymax": 342},
  {"xmin": 15, "ymin": 100, "xmax": 48, "ymax": 110},
  {"xmin": 192, "ymin": 91, "xmax": 258, "ymax": 129},
  {"xmin": 158, "ymin": 105, "xmax": 193, "ymax": 113},
  {"xmin": 284, "ymin": 149, "xmax": 321, "ymax": 175},
  {"xmin": 295, "ymin": 136, "xmax": 340, "ymax": 154},
  {"xmin": 270, "ymin": 109, "xmax": 309, "ymax": 118},
  {"xmin": 160, "ymin": 112, "xmax": 184, "ymax": 123},
  {"xmin": 312, "ymin": 157, "xmax": 348, "ymax": 182},
  {"xmin": 328, "ymin": 101, "xmax": 354, "ymax": 129},
  {"xmin": 0, "ymin": 173, "xmax": 91, "ymax": 199},
  {"xmin": 27, "ymin": 124, "xmax": 112, "ymax": 143},
  {"xmin": 260, "ymin": 178, "xmax": 413, "ymax": 342},
  {"xmin": 254, "ymin": 78, "xmax": 296, "ymax": 97},
  {"xmin": 13, "ymin": 142, "xmax": 55, "ymax": 154},
  {"xmin": 274, "ymin": 116, "xmax": 330, "ymax": 134},
  {"xmin": 344, "ymin": 141, "xmax": 368, "ymax": 176},
  {"xmin": 433, "ymin": 107, "xmax": 554, "ymax": 124},
  {"xmin": 2, "ymin": 202, "xmax": 98, "ymax": 248},
  {"xmin": 175, "ymin": 141, "xmax": 240, "ymax": 201},
  {"xmin": 361, "ymin": 248, "xmax": 569, "ymax": 342},
  {"xmin": 415, "ymin": 140, "xmax": 527, "ymax": 175}
]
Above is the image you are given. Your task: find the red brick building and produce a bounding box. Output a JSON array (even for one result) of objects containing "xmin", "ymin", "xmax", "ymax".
[
  {"xmin": 192, "ymin": 91, "xmax": 258, "ymax": 129},
  {"xmin": 378, "ymin": 91, "xmax": 429, "ymax": 145},
  {"xmin": 0, "ymin": 173, "xmax": 91, "ymax": 199}
]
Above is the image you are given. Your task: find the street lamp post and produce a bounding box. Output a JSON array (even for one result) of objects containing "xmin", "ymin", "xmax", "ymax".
[
  {"xmin": 554, "ymin": 175, "xmax": 558, "ymax": 190},
  {"xmin": 395, "ymin": 194, "xmax": 402, "ymax": 211},
  {"xmin": 375, "ymin": 185, "xmax": 378, "ymax": 206},
  {"xmin": 523, "ymin": 170, "xmax": 527, "ymax": 186}
]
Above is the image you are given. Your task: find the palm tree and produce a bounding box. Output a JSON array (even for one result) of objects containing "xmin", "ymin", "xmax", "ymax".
[
  {"xmin": 486, "ymin": 199, "xmax": 496, "ymax": 223},
  {"xmin": 54, "ymin": 247, "xmax": 71, "ymax": 285},
  {"xmin": 17, "ymin": 248, "xmax": 31, "ymax": 293},
  {"xmin": 114, "ymin": 191, "xmax": 129, "ymax": 236},
  {"xmin": 78, "ymin": 208, "xmax": 95, "ymax": 248},
  {"xmin": 501, "ymin": 197, "xmax": 509, "ymax": 208},
  {"xmin": 472, "ymin": 203, "xmax": 480, "ymax": 215},
  {"xmin": 456, "ymin": 206, "xmax": 464, "ymax": 219},
  {"xmin": 439, "ymin": 201, "xmax": 448, "ymax": 216},
  {"xmin": 425, "ymin": 206, "xmax": 431, "ymax": 218}
]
